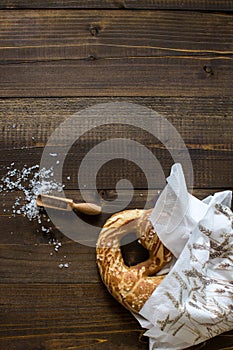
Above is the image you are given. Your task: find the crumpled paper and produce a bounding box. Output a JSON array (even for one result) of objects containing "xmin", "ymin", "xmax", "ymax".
[{"xmin": 135, "ymin": 163, "xmax": 233, "ymax": 350}]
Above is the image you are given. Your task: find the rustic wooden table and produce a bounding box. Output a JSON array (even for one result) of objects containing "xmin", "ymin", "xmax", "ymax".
[{"xmin": 0, "ymin": 1, "xmax": 233, "ymax": 349}]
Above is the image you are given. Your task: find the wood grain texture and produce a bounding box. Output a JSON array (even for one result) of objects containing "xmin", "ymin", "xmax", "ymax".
[
  {"xmin": 0, "ymin": 0, "xmax": 233, "ymax": 10},
  {"xmin": 0, "ymin": 283, "xmax": 233, "ymax": 350},
  {"xmin": 0, "ymin": 284, "xmax": 233, "ymax": 350},
  {"xmin": 0, "ymin": 283, "xmax": 147, "ymax": 350},
  {"xmin": 0, "ymin": 97, "xmax": 232, "ymax": 189},
  {"xmin": 0, "ymin": 10, "xmax": 232, "ymax": 97},
  {"xmin": 1, "ymin": 4, "xmax": 233, "ymax": 350}
]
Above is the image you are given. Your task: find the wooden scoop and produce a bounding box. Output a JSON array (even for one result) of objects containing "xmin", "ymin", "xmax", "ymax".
[{"xmin": 36, "ymin": 194, "xmax": 101, "ymax": 215}]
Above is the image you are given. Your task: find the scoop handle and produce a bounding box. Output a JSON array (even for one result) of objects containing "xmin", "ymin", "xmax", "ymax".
[{"xmin": 72, "ymin": 202, "xmax": 102, "ymax": 215}]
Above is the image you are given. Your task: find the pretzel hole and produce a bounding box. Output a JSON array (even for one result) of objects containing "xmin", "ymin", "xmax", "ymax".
[{"xmin": 120, "ymin": 232, "xmax": 149, "ymax": 267}]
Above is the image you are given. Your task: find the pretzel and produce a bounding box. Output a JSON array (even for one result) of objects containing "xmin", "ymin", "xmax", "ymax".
[{"xmin": 96, "ymin": 209, "xmax": 172, "ymax": 313}]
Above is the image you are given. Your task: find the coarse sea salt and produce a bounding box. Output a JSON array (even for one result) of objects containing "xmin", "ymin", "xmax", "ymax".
[
  {"xmin": 0, "ymin": 163, "xmax": 71, "ymax": 267},
  {"xmin": 0, "ymin": 164, "xmax": 64, "ymax": 223},
  {"xmin": 58, "ymin": 262, "xmax": 70, "ymax": 269}
]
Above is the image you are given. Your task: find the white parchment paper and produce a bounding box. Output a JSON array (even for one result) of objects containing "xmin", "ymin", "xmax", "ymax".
[{"xmin": 136, "ymin": 163, "xmax": 233, "ymax": 350}]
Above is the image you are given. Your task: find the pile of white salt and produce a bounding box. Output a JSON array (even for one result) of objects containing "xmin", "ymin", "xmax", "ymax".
[
  {"xmin": 0, "ymin": 163, "xmax": 70, "ymax": 267},
  {"xmin": 0, "ymin": 163, "xmax": 63, "ymax": 222}
]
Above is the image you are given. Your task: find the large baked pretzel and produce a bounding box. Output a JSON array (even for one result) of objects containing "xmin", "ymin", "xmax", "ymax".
[{"xmin": 96, "ymin": 209, "xmax": 171, "ymax": 313}]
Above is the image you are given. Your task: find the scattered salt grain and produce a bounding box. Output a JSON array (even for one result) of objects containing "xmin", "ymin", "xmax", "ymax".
[
  {"xmin": 66, "ymin": 176, "xmax": 70, "ymax": 181},
  {"xmin": 49, "ymin": 239, "xmax": 62, "ymax": 252},
  {"xmin": 49, "ymin": 153, "xmax": 57, "ymax": 157},
  {"xmin": 41, "ymin": 226, "xmax": 49, "ymax": 233},
  {"xmin": 58, "ymin": 262, "xmax": 70, "ymax": 269},
  {"xmin": 56, "ymin": 160, "xmax": 60, "ymax": 165}
]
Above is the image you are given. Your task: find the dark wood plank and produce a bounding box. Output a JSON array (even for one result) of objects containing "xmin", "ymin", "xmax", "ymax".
[
  {"xmin": 0, "ymin": 210, "xmax": 100, "ymax": 283},
  {"xmin": 0, "ymin": 10, "xmax": 232, "ymax": 97},
  {"xmin": 1, "ymin": 10, "xmax": 232, "ymax": 59},
  {"xmin": 0, "ymin": 0, "xmax": 233, "ymax": 10},
  {"xmin": 1, "ymin": 58, "xmax": 233, "ymax": 97},
  {"xmin": 0, "ymin": 284, "xmax": 233, "ymax": 350},
  {"xmin": 1, "ymin": 147, "xmax": 233, "ymax": 188},
  {"xmin": 0, "ymin": 283, "xmax": 147, "ymax": 350},
  {"xmin": 0, "ymin": 239, "xmax": 99, "ymax": 284},
  {"xmin": 0, "ymin": 97, "xmax": 232, "ymax": 189}
]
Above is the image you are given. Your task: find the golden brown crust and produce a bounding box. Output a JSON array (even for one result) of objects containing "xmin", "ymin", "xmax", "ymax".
[{"xmin": 96, "ymin": 209, "xmax": 171, "ymax": 313}]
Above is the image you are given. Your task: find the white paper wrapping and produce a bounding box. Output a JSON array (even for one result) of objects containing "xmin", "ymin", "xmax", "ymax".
[{"xmin": 135, "ymin": 163, "xmax": 233, "ymax": 350}]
